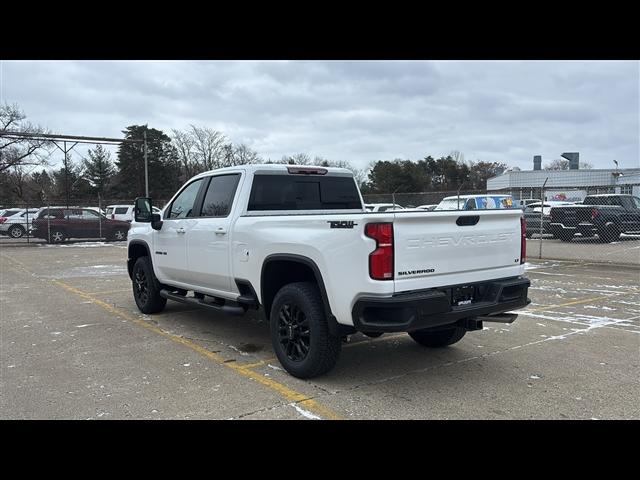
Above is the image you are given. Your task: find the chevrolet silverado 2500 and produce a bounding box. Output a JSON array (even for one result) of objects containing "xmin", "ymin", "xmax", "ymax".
[{"xmin": 127, "ymin": 164, "xmax": 530, "ymax": 378}]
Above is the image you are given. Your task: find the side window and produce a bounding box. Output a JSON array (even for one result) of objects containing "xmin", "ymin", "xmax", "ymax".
[
  {"xmin": 82, "ymin": 210, "xmax": 100, "ymax": 219},
  {"xmin": 466, "ymin": 199, "xmax": 476, "ymax": 210},
  {"xmin": 167, "ymin": 179, "xmax": 205, "ymax": 219},
  {"xmin": 200, "ymin": 174, "xmax": 241, "ymax": 217}
]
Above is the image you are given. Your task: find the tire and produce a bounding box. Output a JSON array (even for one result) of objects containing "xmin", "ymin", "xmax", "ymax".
[
  {"xmin": 598, "ymin": 224, "xmax": 621, "ymax": 243},
  {"xmin": 270, "ymin": 282, "xmax": 341, "ymax": 379},
  {"xmin": 409, "ymin": 326, "xmax": 467, "ymax": 348},
  {"xmin": 109, "ymin": 228, "xmax": 128, "ymax": 242},
  {"xmin": 49, "ymin": 229, "xmax": 66, "ymax": 243},
  {"xmin": 8, "ymin": 224, "xmax": 25, "ymax": 238},
  {"xmin": 132, "ymin": 256, "xmax": 167, "ymax": 314}
]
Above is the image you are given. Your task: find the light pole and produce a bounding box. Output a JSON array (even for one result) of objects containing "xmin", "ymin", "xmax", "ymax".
[{"xmin": 143, "ymin": 130, "xmax": 149, "ymax": 197}]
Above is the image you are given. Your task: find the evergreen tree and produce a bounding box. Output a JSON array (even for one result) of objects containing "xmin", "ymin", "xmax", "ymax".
[
  {"xmin": 83, "ymin": 145, "xmax": 115, "ymax": 197},
  {"xmin": 115, "ymin": 125, "xmax": 181, "ymax": 200}
]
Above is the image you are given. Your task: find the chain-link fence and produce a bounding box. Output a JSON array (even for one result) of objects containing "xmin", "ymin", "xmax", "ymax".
[
  {"xmin": 2, "ymin": 189, "xmax": 638, "ymax": 266},
  {"xmin": 0, "ymin": 196, "xmax": 169, "ymax": 245}
]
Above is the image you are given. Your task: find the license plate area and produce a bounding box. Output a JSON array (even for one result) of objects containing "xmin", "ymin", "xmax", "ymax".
[{"xmin": 452, "ymin": 285, "xmax": 476, "ymax": 306}]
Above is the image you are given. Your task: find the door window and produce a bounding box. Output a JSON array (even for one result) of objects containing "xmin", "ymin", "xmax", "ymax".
[
  {"xmin": 167, "ymin": 179, "xmax": 205, "ymax": 219},
  {"xmin": 200, "ymin": 174, "xmax": 241, "ymax": 217}
]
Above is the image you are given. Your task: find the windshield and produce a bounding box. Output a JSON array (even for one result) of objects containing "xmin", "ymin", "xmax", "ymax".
[{"xmin": 435, "ymin": 199, "xmax": 465, "ymax": 210}]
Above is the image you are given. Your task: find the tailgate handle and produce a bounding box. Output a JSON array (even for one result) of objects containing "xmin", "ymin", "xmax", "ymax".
[{"xmin": 456, "ymin": 215, "xmax": 479, "ymax": 226}]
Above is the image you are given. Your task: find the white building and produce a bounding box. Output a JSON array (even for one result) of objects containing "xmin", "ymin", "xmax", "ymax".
[{"xmin": 487, "ymin": 158, "xmax": 640, "ymax": 201}]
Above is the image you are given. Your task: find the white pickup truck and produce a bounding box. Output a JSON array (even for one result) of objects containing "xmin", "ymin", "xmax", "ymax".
[{"xmin": 128, "ymin": 164, "xmax": 530, "ymax": 378}]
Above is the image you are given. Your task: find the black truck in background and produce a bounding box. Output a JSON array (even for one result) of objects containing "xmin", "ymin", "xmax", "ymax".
[{"xmin": 549, "ymin": 194, "xmax": 640, "ymax": 243}]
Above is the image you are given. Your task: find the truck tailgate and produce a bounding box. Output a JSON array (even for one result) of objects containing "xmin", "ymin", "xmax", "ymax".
[{"xmin": 393, "ymin": 210, "xmax": 524, "ymax": 293}]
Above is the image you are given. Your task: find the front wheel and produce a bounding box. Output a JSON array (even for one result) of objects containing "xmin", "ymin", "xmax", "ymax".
[
  {"xmin": 409, "ymin": 326, "xmax": 466, "ymax": 347},
  {"xmin": 270, "ymin": 282, "xmax": 341, "ymax": 379},
  {"xmin": 132, "ymin": 256, "xmax": 167, "ymax": 314}
]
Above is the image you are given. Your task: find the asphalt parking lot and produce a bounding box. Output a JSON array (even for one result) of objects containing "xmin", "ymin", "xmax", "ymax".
[{"xmin": 1, "ymin": 242, "xmax": 638, "ymax": 419}]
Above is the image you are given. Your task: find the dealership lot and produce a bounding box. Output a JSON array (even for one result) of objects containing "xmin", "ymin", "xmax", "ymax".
[{"xmin": 1, "ymin": 243, "xmax": 638, "ymax": 419}]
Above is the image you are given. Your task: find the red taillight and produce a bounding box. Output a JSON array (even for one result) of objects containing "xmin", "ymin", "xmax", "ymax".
[
  {"xmin": 520, "ymin": 217, "xmax": 526, "ymax": 264},
  {"xmin": 365, "ymin": 222, "xmax": 394, "ymax": 280},
  {"xmin": 0, "ymin": 217, "xmax": 6, "ymax": 224},
  {"xmin": 591, "ymin": 208, "xmax": 599, "ymax": 220}
]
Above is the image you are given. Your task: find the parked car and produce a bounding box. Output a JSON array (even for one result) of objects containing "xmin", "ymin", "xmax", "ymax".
[
  {"xmin": 415, "ymin": 204, "xmax": 438, "ymax": 211},
  {"xmin": 127, "ymin": 164, "xmax": 530, "ymax": 378},
  {"xmin": 435, "ymin": 194, "xmax": 514, "ymax": 211},
  {"xmin": 106, "ymin": 204, "xmax": 162, "ymax": 222},
  {"xmin": 549, "ymin": 194, "xmax": 640, "ymax": 242},
  {"xmin": 364, "ymin": 203, "xmax": 405, "ymax": 212},
  {"xmin": 523, "ymin": 201, "xmax": 574, "ymax": 238},
  {"xmin": 0, "ymin": 208, "xmax": 41, "ymax": 238},
  {"xmin": 31, "ymin": 207, "xmax": 131, "ymax": 243}
]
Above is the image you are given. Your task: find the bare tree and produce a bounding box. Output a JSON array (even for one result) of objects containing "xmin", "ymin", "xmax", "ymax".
[
  {"xmin": 189, "ymin": 125, "xmax": 228, "ymax": 170},
  {"xmin": 545, "ymin": 159, "xmax": 594, "ymax": 170},
  {"xmin": 231, "ymin": 143, "xmax": 261, "ymax": 166},
  {"xmin": 282, "ymin": 153, "xmax": 312, "ymax": 165},
  {"xmin": 0, "ymin": 103, "xmax": 52, "ymax": 173},
  {"xmin": 171, "ymin": 128, "xmax": 199, "ymax": 180}
]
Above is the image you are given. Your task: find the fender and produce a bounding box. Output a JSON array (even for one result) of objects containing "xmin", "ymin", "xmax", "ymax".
[
  {"xmin": 261, "ymin": 253, "xmax": 346, "ymax": 336},
  {"xmin": 127, "ymin": 240, "xmax": 153, "ymax": 279}
]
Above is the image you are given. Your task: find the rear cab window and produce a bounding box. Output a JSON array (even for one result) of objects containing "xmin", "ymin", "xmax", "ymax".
[
  {"xmin": 248, "ymin": 174, "xmax": 362, "ymax": 211},
  {"xmin": 114, "ymin": 207, "xmax": 129, "ymax": 214}
]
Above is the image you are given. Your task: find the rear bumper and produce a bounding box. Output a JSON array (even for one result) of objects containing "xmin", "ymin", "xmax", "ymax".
[{"xmin": 352, "ymin": 276, "xmax": 530, "ymax": 333}]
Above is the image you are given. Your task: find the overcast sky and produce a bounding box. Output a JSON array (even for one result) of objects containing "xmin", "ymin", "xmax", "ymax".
[{"xmin": 1, "ymin": 60, "xmax": 638, "ymax": 171}]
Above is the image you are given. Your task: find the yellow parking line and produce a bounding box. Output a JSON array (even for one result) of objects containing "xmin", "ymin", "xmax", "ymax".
[
  {"xmin": 85, "ymin": 289, "xmax": 131, "ymax": 295},
  {"xmin": 52, "ymin": 279, "xmax": 343, "ymax": 420}
]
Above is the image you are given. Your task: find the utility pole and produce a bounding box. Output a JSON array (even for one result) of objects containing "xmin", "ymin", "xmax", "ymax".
[{"xmin": 144, "ymin": 130, "xmax": 149, "ymax": 197}]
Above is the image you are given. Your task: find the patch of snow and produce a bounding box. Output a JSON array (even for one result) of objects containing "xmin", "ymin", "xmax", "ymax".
[{"xmin": 291, "ymin": 403, "xmax": 321, "ymax": 420}]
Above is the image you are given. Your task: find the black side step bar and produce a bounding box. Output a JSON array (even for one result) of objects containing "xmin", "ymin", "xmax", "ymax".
[
  {"xmin": 479, "ymin": 313, "xmax": 518, "ymax": 323},
  {"xmin": 159, "ymin": 289, "xmax": 246, "ymax": 316}
]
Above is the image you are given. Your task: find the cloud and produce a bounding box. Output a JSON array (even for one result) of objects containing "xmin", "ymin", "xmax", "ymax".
[{"xmin": 1, "ymin": 60, "xmax": 638, "ymax": 171}]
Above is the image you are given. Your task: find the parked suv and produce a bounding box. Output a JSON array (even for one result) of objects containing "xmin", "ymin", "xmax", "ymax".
[
  {"xmin": 31, "ymin": 207, "xmax": 131, "ymax": 243},
  {"xmin": 0, "ymin": 208, "xmax": 41, "ymax": 238}
]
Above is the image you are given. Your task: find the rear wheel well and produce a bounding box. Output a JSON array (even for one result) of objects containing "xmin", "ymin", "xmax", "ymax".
[
  {"xmin": 261, "ymin": 259, "xmax": 317, "ymax": 317},
  {"xmin": 128, "ymin": 242, "xmax": 151, "ymax": 279}
]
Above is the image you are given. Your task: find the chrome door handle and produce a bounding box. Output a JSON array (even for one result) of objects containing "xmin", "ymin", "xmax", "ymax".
[
  {"xmin": 176, "ymin": 227, "xmax": 186, "ymax": 234},
  {"xmin": 215, "ymin": 227, "xmax": 227, "ymax": 235}
]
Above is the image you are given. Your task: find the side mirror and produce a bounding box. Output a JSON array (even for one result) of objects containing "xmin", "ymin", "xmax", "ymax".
[
  {"xmin": 134, "ymin": 197, "xmax": 153, "ymax": 222},
  {"xmin": 151, "ymin": 213, "xmax": 163, "ymax": 231}
]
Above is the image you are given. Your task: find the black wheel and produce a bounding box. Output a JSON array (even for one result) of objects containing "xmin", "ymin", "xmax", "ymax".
[
  {"xmin": 49, "ymin": 229, "xmax": 66, "ymax": 243},
  {"xmin": 559, "ymin": 232, "xmax": 574, "ymax": 242},
  {"xmin": 270, "ymin": 282, "xmax": 341, "ymax": 379},
  {"xmin": 8, "ymin": 224, "xmax": 25, "ymax": 238},
  {"xmin": 598, "ymin": 224, "xmax": 621, "ymax": 243},
  {"xmin": 409, "ymin": 326, "xmax": 467, "ymax": 347},
  {"xmin": 109, "ymin": 228, "xmax": 128, "ymax": 242},
  {"xmin": 132, "ymin": 256, "xmax": 167, "ymax": 314}
]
